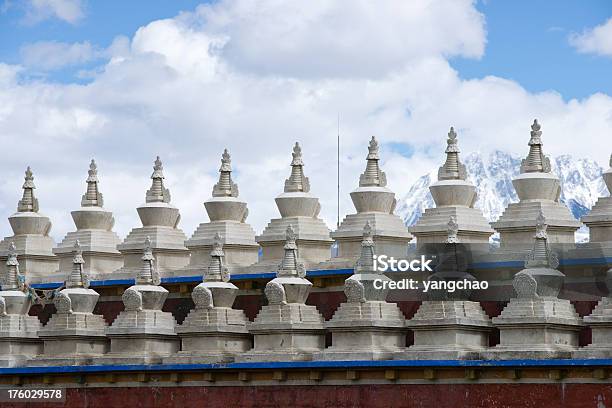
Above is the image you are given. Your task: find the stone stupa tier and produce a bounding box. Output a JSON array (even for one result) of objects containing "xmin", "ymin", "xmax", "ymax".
[
  {"xmin": 99, "ymin": 237, "xmax": 179, "ymax": 365},
  {"xmin": 329, "ymin": 137, "xmax": 412, "ymax": 266},
  {"xmin": 410, "ymin": 127, "xmax": 494, "ymax": 244},
  {"xmin": 317, "ymin": 222, "xmax": 406, "ymax": 360},
  {"xmin": 398, "ymin": 216, "xmax": 492, "ymax": 360},
  {"xmin": 165, "ymin": 233, "xmax": 250, "ymax": 364},
  {"xmin": 53, "ymin": 160, "xmax": 122, "ymax": 279},
  {"xmin": 115, "ymin": 157, "xmax": 189, "ymax": 278},
  {"xmin": 572, "ymin": 268, "xmax": 612, "ymax": 358},
  {"xmin": 0, "ymin": 167, "xmax": 57, "ymax": 281},
  {"xmin": 34, "ymin": 241, "xmax": 108, "ymax": 365},
  {"xmin": 491, "ymin": 120, "xmax": 581, "ymax": 247},
  {"xmin": 485, "ymin": 211, "xmax": 583, "ymax": 359},
  {"xmin": 0, "ymin": 243, "xmax": 42, "ymax": 367},
  {"xmin": 252, "ymin": 143, "xmax": 332, "ymax": 272},
  {"xmin": 581, "ymin": 153, "xmax": 612, "ymax": 244},
  {"xmin": 237, "ymin": 225, "xmax": 325, "ymax": 362},
  {"xmin": 184, "ymin": 150, "xmax": 258, "ymax": 275},
  {"xmin": 574, "ymin": 266, "xmax": 612, "ymax": 358}
]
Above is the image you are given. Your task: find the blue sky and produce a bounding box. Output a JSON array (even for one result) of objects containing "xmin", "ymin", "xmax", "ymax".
[
  {"xmin": 454, "ymin": 0, "xmax": 612, "ymax": 99},
  {"xmin": 1, "ymin": 0, "xmax": 611, "ymax": 98}
]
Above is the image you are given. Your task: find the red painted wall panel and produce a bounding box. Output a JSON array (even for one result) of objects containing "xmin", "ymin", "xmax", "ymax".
[{"xmin": 4, "ymin": 384, "xmax": 612, "ymax": 408}]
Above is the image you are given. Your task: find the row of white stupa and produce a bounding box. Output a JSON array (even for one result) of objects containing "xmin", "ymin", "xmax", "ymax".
[
  {"xmin": 0, "ymin": 119, "xmax": 610, "ymax": 366},
  {"xmin": 0, "ymin": 119, "xmax": 610, "ymax": 282},
  {"xmin": 0, "ymin": 198, "xmax": 609, "ymax": 366}
]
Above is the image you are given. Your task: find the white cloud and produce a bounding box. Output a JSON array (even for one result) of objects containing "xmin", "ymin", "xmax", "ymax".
[
  {"xmin": 22, "ymin": 0, "xmax": 84, "ymax": 24},
  {"xmin": 0, "ymin": 0, "xmax": 610, "ymax": 245},
  {"xmin": 193, "ymin": 0, "xmax": 486, "ymax": 78},
  {"xmin": 569, "ymin": 17, "xmax": 612, "ymax": 57},
  {"xmin": 20, "ymin": 40, "xmax": 102, "ymax": 70}
]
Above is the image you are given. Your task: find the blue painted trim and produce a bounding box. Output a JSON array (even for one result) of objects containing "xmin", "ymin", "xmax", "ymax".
[
  {"xmin": 161, "ymin": 276, "xmax": 201, "ymax": 284},
  {"xmin": 307, "ymin": 268, "xmax": 353, "ymax": 277},
  {"xmin": 90, "ymin": 279, "xmax": 134, "ymax": 287},
  {"xmin": 560, "ymin": 257, "xmax": 612, "ymax": 266},
  {"xmin": 23, "ymin": 256, "xmax": 612, "ymax": 290},
  {"xmin": 231, "ymin": 272, "xmax": 276, "ymax": 281},
  {"xmin": 2, "ymin": 359, "xmax": 612, "ymax": 375},
  {"xmin": 471, "ymin": 257, "xmax": 612, "ymax": 270},
  {"xmin": 29, "ymin": 282, "xmax": 63, "ymax": 289},
  {"xmin": 471, "ymin": 261, "xmax": 523, "ymax": 269}
]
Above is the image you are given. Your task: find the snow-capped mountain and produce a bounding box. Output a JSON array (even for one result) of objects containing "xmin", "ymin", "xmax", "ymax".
[{"xmin": 396, "ymin": 151, "xmax": 607, "ymax": 241}]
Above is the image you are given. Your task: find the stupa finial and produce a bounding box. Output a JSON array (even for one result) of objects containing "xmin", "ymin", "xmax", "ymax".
[
  {"xmin": 525, "ymin": 210, "xmax": 558, "ymax": 269},
  {"xmin": 446, "ymin": 216, "xmax": 459, "ymax": 244},
  {"xmin": 359, "ymin": 136, "xmax": 387, "ymax": 187},
  {"xmin": 277, "ymin": 225, "xmax": 306, "ymax": 277},
  {"xmin": 17, "ymin": 166, "xmax": 39, "ymax": 212},
  {"xmin": 146, "ymin": 156, "xmax": 171, "ymax": 203},
  {"xmin": 520, "ymin": 119, "xmax": 551, "ymax": 173},
  {"xmin": 2, "ymin": 242, "xmax": 20, "ymax": 290},
  {"xmin": 212, "ymin": 149, "xmax": 239, "ymax": 197},
  {"xmin": 137, "ymin": 236, "xmax": 160, "ymax": 284},
  {"xmin": 81, "ymin": 159, "xmax": 104, "ymax": 207},
  {"xmin": 67, "ymin": 240, "xmax": 88, "ymax": 288},
  {"xmin": 204, "ymin": 232, "xmax": 230, "ymax": 282},
  {"xmin": 284, "ymin": 142, "xmax": 310, "ymax": 192},
  {"xmin": 354, "ymin": 222, "xmax": 377, "ymax": 273},
  {"xmin": 438, "ymin": 127, "xmax": 467, "ymax": 181}
]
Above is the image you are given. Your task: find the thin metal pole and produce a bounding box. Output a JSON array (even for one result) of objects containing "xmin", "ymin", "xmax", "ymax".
[{"xmin": 337, "ymin": 113, "xmax": 340, "ymax": 228}]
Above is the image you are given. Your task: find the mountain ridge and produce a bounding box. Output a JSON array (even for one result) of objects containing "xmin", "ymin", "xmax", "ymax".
[{"xmin": 396, "ymin": 151, "xmax": 607, "ymax": 241}]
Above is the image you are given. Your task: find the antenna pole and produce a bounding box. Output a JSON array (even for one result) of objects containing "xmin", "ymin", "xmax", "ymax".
[{"xmin": 337, "ymin": 113, "xmax": 340, "ymax": 228}]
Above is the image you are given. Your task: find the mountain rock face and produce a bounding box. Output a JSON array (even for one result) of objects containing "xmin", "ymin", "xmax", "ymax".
[{"xmin": 396, "ymin": 151, "xmax": 606, "ymax": 242}]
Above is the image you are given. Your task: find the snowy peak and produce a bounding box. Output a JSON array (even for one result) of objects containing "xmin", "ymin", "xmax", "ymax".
[{"xmin": 397, "ymin": 151, "xmax": 606, "ymax": 228}]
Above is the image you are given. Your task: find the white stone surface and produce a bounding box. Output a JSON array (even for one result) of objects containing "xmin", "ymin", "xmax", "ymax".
[
  {"xmin": 98, "ymin": 238, "xmax": 178, "ymax": 365},
  {"xmin": 238, "ymin": 226, "xmax": 325, "ymax": 362},
  {"xmin": 0, "ymin": 243, "xmax": 42, "ymax": 367},
  {"xmin": 491, "ymin": 120, "xmax": 581, "ymax": 247},
  {"xmin": 166, "ymin": 233, "xmax": 251, "ymax": 364},
  {"xmin": 582, "ymin": 154, "xmax": 612, "ymax": 244},
  {"xmin": 486, "ymin": 212, "xmax": 583, "ymax": 359},
  {"xmin": 184, "ymin": 150, "xmax": 258, "ymax": 276},
  {"xmin": 115, "ymin": 157, "xmax": 189, "ymax": 278},
  {"xmin": 32, "ymin": 242, "xmax": 108, "ymax": 366},
  {"xmin": 53, "ymin": 160, "xmax": 122, "ymax": 281},
  {"xmin": 252, "ymin": 143, "xmax": 332, "ymax": 273},
  {"xmin": 319, "ymin": 222, "xmax": 406, "ymax": 360},
  {"xmin": 0, "ymin": 167, "xmax": 57, "ymax": 281},
  {"xmin": 410, "ymin": 128, "xmax": 493, "ymax": 244},
  {"xmin": 327, "ymin": 137, "xmax": 411, "ymax": 268}
]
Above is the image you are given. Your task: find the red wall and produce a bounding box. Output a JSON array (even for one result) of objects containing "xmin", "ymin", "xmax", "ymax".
[{"xmin": 4, "ymin": 383, "xmax": 612, "ymax": 408}]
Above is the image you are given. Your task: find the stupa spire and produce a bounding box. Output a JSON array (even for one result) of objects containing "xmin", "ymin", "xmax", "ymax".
[
  {"xmin": 81, "ymin": 159, "xmax": 104, "ymax": 207},
  {"xmin": 204, "ymin": 233, "xmax": 230, "ymax": 282},
  {"xmin": 284, "ymin": 142, "xmax": 310, "ymax": 192},
  {"xmin": 3, "ymin": 242, "xmax": 20, "ymax": 290},
  {"xmin": 17, "ymin": 166, "xmax": 39, "ymax": 212},
  {"xmin": 137, "ymin": 236, "xmax": 159, "ymax": 284},
  {"xmin": 212, "ymin": 149, "xmax": 239, "ymax": 197},
  {"xmin": 277, "ymin": 225, "xmax": 305, "ymax": 277},
  {"xmin": 520, "ymin": 119, "xmax": 551, "ymax": 173},
  {"xmin": 145, "ymin": 156, "xmax": 171, "ymax": 203},
  {"xmin": 438, "ymin": 127, "xmax": 467, "ymax": 181},
  {"xmin": 359, "ymin": 136, "xmax": 387, "ymax": 187},
  {"xmin": 354, "ymin": 222, "xmax": 376, "ymax": 274},
  {"xmin": 525, "ymin": 210, "xmax": 558, "ymax": 269},
  {"xmin": 66, "ymin": 240, "xmax": 86, "ymax": 288}
]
